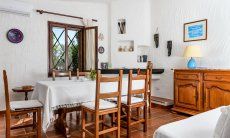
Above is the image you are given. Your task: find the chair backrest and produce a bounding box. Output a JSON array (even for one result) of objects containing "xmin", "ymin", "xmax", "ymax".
[
  {"xmin": 137, "ymin": 61, "xmax": 153, "ymax": 91},
  {"xmin": 3, "ymin": 70, "xmax": 11, "ymax": 135},
  {"xmin": 52, "ymin": 69, "xmax": 72, "ymax": 81},
  {"xmin": 127, "ymin": 69, "xmax": 149, "ymax": 105},
  {"xmin": 95, "ymin": 70, "xmax": 123, "ymax": 111},
  {"xmin": 76, "ymin": 68, "xmax": 88, "ymax": 79}
]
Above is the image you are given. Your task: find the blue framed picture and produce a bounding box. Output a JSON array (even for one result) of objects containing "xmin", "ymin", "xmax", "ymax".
[{"xmin": 184, "ymin": 19, "xmax": 207, "ymax": 42}]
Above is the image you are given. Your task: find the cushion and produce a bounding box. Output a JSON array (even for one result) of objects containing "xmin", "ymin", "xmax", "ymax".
[
  {"xmin": 121, "ymin": 96, "xmax": 144, "ymax": 104},
  {"xmin": 214, "ymin": 106, "xmax": 230, "ymax": 138},
  {"xmin": 108, "ymin": 96, "xmax": 144, "ymax": 104},
  {"xmin": 154, "ymin": 107, "xmax": 222, "ymax": 138},
  {"xmin": 10, "ymin": 100, "xmax": 43, "ymax": 110},
  {"xmin": 82, "ymin": 100, "xmax": 117, "ymax": 110}
]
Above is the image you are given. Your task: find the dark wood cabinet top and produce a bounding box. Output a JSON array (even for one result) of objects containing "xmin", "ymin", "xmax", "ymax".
[
  {"xmin": 100, "ymin": 69, "xmax": 164, "ymax": 74},
  {"xmin": 174, "ymin": 69, "xmax": 230, "ymax": 73}
]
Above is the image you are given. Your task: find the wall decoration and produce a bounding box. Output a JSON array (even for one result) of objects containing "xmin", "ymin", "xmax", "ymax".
[
  {"xmin": 118, "ymin": 19, "xmax": 126, "ymax": 34},
  {"xmin": 98, "ymin": 46, "xmax": 105, "ymax": 54},
  {"xmin": 98, "ymin": 33, "xmax": 104, "ymax": 41},
  {"xmin": 137, "ymin": 55, "xmax": 148, "ymax": 63},
  {"xmin": 154, "ymin": 34, "xmax": 159, "ymax": 48},
  {"xmin": 118, "ymin": 45, "xmax": 134, "ymax": 52},
  {"xmin": 184, "ymin": 19, "xmax": 207, "ymax": 42},
  {"xmin": 118, "ymin": 46, "xmax": 123, "ymax": 52},
  {"xmin": 154, "ymin": 28, "xmax": 159, "ymax": 48},
  {"xmin": 101, "ymin": 62, "xmax": 108, "ymax": 69},
  {"xmin": 7, "ymin": 29, "xmax": 24, "ymax": 43},
  {"xmin": 167, "ymin": 41, "xmax": 172, "ymax": 57}
]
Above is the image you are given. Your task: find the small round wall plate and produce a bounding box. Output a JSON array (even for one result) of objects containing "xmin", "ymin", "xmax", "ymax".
[
  {"xmin": 98, "ymin": 46, "xmax": 105, "ymax": 54},
  {"xmin": 7, "ymin": 29, "xmax": 24, "ymax": 43}
]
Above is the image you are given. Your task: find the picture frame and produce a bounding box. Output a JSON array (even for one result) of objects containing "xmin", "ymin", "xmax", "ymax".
[
  {"xmin": 98, "ymin": 46, "xmax": 105, "ymax": 54},
  {"xmin": 101, "ymin": 62, "xmax": 108, "ymax": 69},
  {"xmin": 184, "ymin": 19, "xmax": 207, "ymax": 42}
]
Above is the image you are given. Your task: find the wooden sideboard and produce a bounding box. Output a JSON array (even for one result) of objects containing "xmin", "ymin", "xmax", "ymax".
[{"xmin": 172, "ymin": 69, "xmax": 230, "ymax": 115}]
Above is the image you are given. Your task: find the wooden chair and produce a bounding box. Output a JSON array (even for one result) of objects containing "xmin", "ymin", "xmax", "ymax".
[
  {"xmin": 3, "ymin": 70, "xmax": 43, "ymax": 138},
  {"xmin": 121, "ymin": 69, "xmax": 149, "ymax": 138},
  {"xmin": 52, "ymin": 69, "xmax": 72, "ymax": 81},
  {"xmin": 76, "ymin": 68, "xmax": 88, "ymax": 79},
  {"xmin": 81, "ymin": 70, "xmax": 123, "ymax": 138},
  {"xmin": 137, "ymin": 61, "xmax": 153, "ymax": 115}
]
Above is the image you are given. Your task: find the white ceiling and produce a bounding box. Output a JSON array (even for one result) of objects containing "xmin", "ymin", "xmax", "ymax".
[{"xmin": 59, "ymin": 0, "xmax": 118, "ymax": 3}]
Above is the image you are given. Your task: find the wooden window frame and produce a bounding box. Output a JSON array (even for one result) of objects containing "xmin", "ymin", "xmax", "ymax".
[{"xmin": 48, "ymin": 21, "xmax": 99, "ymax": 77}]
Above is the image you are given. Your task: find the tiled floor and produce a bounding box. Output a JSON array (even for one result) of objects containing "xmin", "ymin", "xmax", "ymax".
[{"xmin": 0, "ymin": 107, "xmax": 188, "ymax": 138}]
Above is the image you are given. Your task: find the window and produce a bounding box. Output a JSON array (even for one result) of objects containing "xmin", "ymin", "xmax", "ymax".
[{"xmin": 48, "ymin": 22, "xmax": 98, "ymax": 76}]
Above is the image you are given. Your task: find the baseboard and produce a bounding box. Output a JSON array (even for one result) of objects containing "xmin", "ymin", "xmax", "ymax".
[{"xmin": 151, "ymin": 103, "xmax": 173, "ymax": 109}]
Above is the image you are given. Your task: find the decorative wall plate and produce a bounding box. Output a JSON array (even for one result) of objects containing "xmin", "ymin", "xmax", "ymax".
[
  {"xmin": 98, "ymin": 46, "xmax": 105, "ymax": 54},
  {"xmin": 7, "ymin": 29, "xmax": 24, "ymax": 43}
]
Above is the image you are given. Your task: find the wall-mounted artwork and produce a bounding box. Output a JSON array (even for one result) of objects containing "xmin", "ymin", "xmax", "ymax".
[
  {"xmin": 137, "ymin": 55, "xmax": 148, "ymax": 63},
  {"xmin": 167, "ymin": 41, "xmax": 172, "ymax": 57},
  {"xmin": 7, "ymin": 29, "xmax": 24, "ymax": 43},
  {"xmin": 98, "ymin": 46, "xmax": 105, "ymax": 54},
  {"xmin": 118, "ymin": 19, "xmax": 126, "ymax": 34},
  {"xmin": 101, "ymin": 62, "xmax": 108, "ymax": 69},
  {"xmin": 98, "ymin": 33, "xmax": 104, "ymax": 41},
  {"xmin": 184, "ymin": 19, "xmax": 207, "ymax": 42}
]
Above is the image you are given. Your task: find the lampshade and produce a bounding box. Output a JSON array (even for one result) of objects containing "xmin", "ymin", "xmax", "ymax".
[{"xmin": 183, "ymin": 46, "xmax": 202, "ymax": 57}]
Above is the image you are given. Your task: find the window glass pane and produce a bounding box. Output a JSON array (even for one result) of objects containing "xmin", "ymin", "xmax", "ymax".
[
  {"xmin": 52, "ymin": 27, "xmax": 66, "ymax": 71},
  {"xmin": 68, "ymin": 30, "xmax": 80, "ymax": 71}
]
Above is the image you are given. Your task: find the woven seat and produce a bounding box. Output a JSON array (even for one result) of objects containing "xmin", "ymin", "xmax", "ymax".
[
  {"xmin": 10, "ymin": 100, "xmax": 43, "ymax": 110},
  {"xmin": 121, "ymin": 96, "xmax": 143, "ymax": 104},
  {"xmin": 82, "ymin": 100, "xmax": 117, "ymax": 110}
]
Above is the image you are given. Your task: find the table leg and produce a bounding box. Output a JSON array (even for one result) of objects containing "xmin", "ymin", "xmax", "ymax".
[
  {"xmin": 54, "ymin": 108, "xmax": 71, "ymax": 138},
  {"xmin": 25, "ymin": 92, "xmax": 28, "ymax": 101}
]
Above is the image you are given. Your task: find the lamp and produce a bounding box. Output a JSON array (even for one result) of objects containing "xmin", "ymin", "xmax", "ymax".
[{"xmin": 183, "ymin": 46, "xmax": 202, "ymax": 69}]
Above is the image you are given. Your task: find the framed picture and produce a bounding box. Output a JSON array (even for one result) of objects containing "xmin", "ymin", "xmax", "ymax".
[
  {"xmin": 101, "ymin": 62, "xmax": 108, "ymax": 69},
  {"xmin": 184, "ymin": 19, "xmax": 207, "ymax": 42}
]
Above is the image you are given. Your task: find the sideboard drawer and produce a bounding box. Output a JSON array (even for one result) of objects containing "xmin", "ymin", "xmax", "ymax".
[
  {"xmin": 175, "ymin": 73, "xmax": 201, "ymax": 80},
  {"xmin": 204, "ymin": 73, "xmax": 230, "ymax": 82}
]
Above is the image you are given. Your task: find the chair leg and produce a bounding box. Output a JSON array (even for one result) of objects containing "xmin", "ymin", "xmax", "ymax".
[
  {"xmin": 102, "ymin": 115, "xmax": 106, "ymax": 130},
  {"xmin": 143, "ymin": 105, "xmax": 148, "ymax": 132},
  {"xmin": 127, "ymin": 107, "xmax": 131, "ymax": 138},
  {"xmin": 76, "ymin": 111, "xmax": 80, "ymax": 125},
  {"xmin": 116, "ymin": 111, "xmax": 120, "ymax": 138},
  {"xmin": 111, "ymin": 113, "xmax": 115, "ymax": 127},
  {"xmin": 33, "ymin": 112, "xmax": 37, "ymax": 129},
  {"xmin": 95, "ymin": 114, "xmax": 100, "ymax": 138},
  {"xmin": 37, "ymin": 108, "xmax": 42, "ymax": 138},
  {"xmin": 82, "ymin": 109, "xmax": 85, "ymax": 138},
  {"xmin": 148, "ymin": 93, "xmax": 151, "ymax": 115},
  {"xmin": 137, "ymin": 107, "xmax": 140, "ymax": 120},
  {"xmin": 5, "ymin": 116, "xmax": 10, "ymax": 138},
  {"xmin": 70, "ymin": 113, "xmax": 72, "ymax": 120}
]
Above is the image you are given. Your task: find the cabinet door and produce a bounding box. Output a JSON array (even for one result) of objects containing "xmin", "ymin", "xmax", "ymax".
[
  {"xmin": 175, "ymin": 80, "xmax": 201, "ymax": 110},
  {"xmin": 204, "ymin": 82, "xmax": 230, "ymax": 111}
]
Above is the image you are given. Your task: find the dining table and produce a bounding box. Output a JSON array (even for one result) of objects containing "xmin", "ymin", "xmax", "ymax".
[{"xmin": 31, "ymin": 76, "xmax": 145, "ymax": 137}]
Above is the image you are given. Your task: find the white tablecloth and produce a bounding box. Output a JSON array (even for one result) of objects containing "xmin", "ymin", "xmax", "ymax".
[{"xmin": 31, "ymin": 78, "xmax": 145, "ymax": 132}]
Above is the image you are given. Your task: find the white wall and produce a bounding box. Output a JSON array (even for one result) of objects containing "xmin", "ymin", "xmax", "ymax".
[
  {"xmin": 110, "ymin": 0, "xmax": 152, "ymax": 68},
  {"xmin": 0, "ymin": 0, "xmax": 109, "ymax": 110},
  {"xmin": 151, "ymin": 0, "xmax": 230, "ymax": 99}
]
